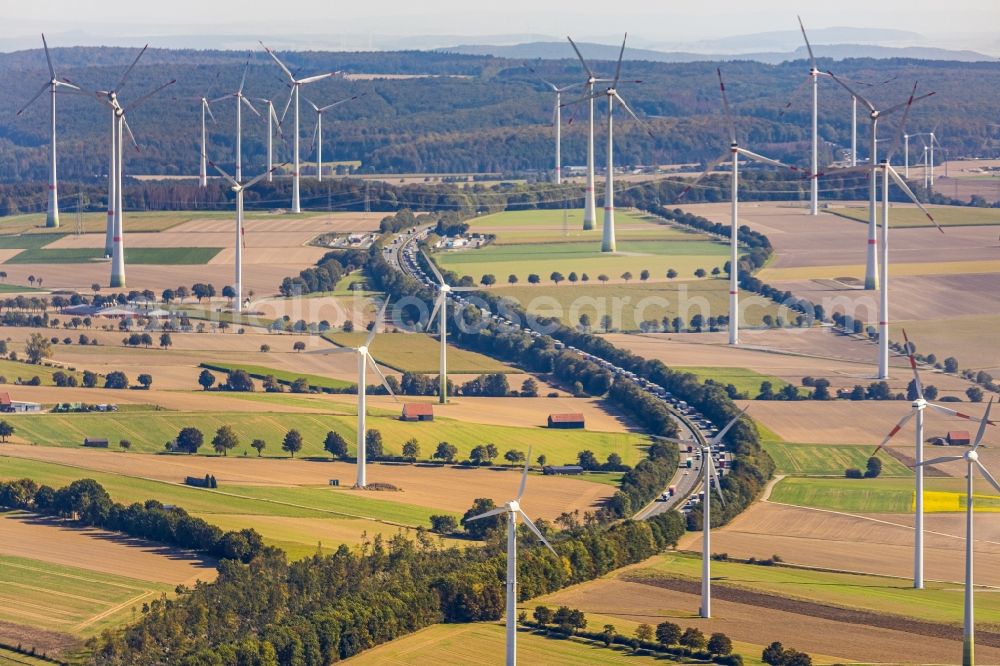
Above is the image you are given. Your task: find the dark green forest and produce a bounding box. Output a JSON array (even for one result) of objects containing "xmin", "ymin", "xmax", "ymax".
[{"xmin": 2, "ymin": 45, "xmax": 999, "ymax": 184}]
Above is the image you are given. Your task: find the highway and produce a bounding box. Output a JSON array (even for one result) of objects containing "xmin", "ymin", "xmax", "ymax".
[{"xmin": 386, "ymin": 225, "xmax": 725, "ymax": 521}]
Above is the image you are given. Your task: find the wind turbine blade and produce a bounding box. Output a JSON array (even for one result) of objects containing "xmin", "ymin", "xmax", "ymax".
[
  {"xmin": 121, "ymin": 116, "xmax": 140, "ymax": 152},
  {"xmin": 16, "ymin": 82, "xmax": 50, "ymax": 116},
  {"xmin": 517, "ymin": 446, "xmax": 532, "ymax": 501},
  {"xmin": 54, "ymin": 80, "xmax": 81, "ymax": 91},
  {"xmin": 975, "ymin": 461, "xmax": 1000, "ymax": 495},
  {"xmin": 672, "ymin": 150, "xmax": 731, "ymax": 203},
  {"xmin": 451, "ymin": 286, "xmax": 478, "ymax": 292},
  {"xmin": 320, "ymin": 93, "xmax": 364, "ymax": 112},
  {"xmin": 244, "ymin": 161, "xmax": 289, "ymax": 189},
  {"xmin": 797, "ymin": 16, "xmax": 817, "ymax": 71},
  {"xmin": 518, "ymin": 509, "xmax": 558, "ymax": 557},
  {"xmin": 306, "ymin": 345, "xmax": 355, "ymax": 356},
  {"xmin": 827, "ymin": 71, "xmax": 875, "ymax": 114},
  {"xmin": 881, "ymin": 91, "xmax": 935, "ymax": 120},
  {"xmin": 883, "ymin": 83, "xmax": 919, "ymax": 162},
  {"xmin": 207, "ymin": 160, "xmax": 238, "ymax": 187},
  {"xmin": 204, "ymin": 100, "xmax": 217, "ymax": 123},
  {"xmin": 280, "ymin": 88, "xmax": 294, "ymax": 125},
  {"xmin": 900, "ymin": 330, "xmax": 925, "ymax": 400},
  {"xmin": 612, "ymin": 92, "xmax": 654, "ymax": 137},
  {"xmin": 238, "ymin": 56, "xmax": 250, "ymax": 95},
  {"xmin": 716, "ymin": 68, "xmax": 736, "ymax": 144},
  {"xmin": 816, "ymin": 164, "xmax": 872, "ymax": 180},
  {"xmin": 736, "ymin": 148, "xmax": 806, "ymax": 175},
  {"xmin": 560, "ymin": 91, "xmax": 603, "ymax": 108},
  {"xmin": 926, "ymin": 402, "xmax": 992, "ymax": 424},
  {"xmin": 918, "ymin": 455, "xmax": 963, "ymax": 467},
  {"xmin": 426, "ymin": 293, "xmax": 443, "ymax": 331},
  {"xmin": 466, "ymin": 506, "xmax": 507, "ymax": 522},
  {"xmin": 116, "ymin": 44, "xmax": 149, "ymax": 93},
  {"xmin": 298, "ymin": 72, "xmax": 336, "ymax": 85},
  {"xmin": 777, "ymin": 76, "xmax": 811, "ymax": 118},
  {"xmin": 304, "ymin": 97, "xmax": 320, "ymax": 112},
  {"xmin": 887, "ymin": 166, "xmax": 942, "ymax": 233},
  {"xmin": 209, "ymin": 94, "xmax": 231, "ymax": 104},
  {"xmin": 260, "ymin": 42, "xmax": 295, "ymax": 80},
  {"xmin": 41, "ymin": 33, "xmax": 55, "ymax": 79},
  {"xmin": 709, "ymin": 458, "xmax": 725, "ymax": 506},
  {"xmin": 709, "ymin": 405, "xmax": 750, "ymax": 447},
  {"xmin": 241, "ymin": 96, "xmax": 261, "ymax": 117},
  {"xmin": 125, "ymin": 79, "xmax": 176, "ymax": 113},
  {"xmin": 270, "ymin": 104, "xmax": 283, "ymax": 133},
  {"xmin": 659, "ymin": 437, "xmax": 695, "ymax": 445},
  {"xmin": 367, "ymin": 354, "xmax": 398, "ymax": 402},
  {"xmin": 872, "ymin": 411, "xmax": 916, "ymax": 456},
  {"xmin": 566, "ymin": 36, "xmax": 594, "ymax": 79},
  {"xmin": 612, "ymin": 33, "xmax": 627, "ymax": 87},
  {"xmin": 421, "ymin": 249, "xmax": 446, "ymax": 284},
  {"xmin": 972, "ymin": 398, "xmax": 994, "ymax": 451},
  {"xmin": 365, "ymin": 299, "xmax": 390, "ymax": 348}
]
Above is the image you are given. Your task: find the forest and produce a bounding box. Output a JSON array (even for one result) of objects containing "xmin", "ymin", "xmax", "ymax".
[{"xmin": 2, "ymin": 45, "xmax": 999, "ymax": 185}]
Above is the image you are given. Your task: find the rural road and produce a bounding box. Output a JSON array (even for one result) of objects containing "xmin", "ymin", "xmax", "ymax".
[{"xmin": 388, "ymin": 224, "xmax": 718, "ymax": 520}]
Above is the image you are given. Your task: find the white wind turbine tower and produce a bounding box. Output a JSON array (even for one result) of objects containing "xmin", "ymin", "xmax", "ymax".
[
  {"xmin": 306, "ymin": 94, "xmax": 362, "ymax": 182},
  {"xmin": 871, "ymin": 329, "xmax": 989, "ymax": 589},
  {"xmin": 422, "ymin": 250, "xmax": 476, "ymax": 404},
  {"xmin": 208, "ymin": 160, "xmax": 285, "ymax": 313},
  {"xmin": 252, "ymin": 97, "xmax": 283, "ymax": 182},
  {"xmin": 16, "ymin": 34, "xmax": 80, "ymax": 228},
  {"xmin": 260, "ymin": 42, "xmax": 338, "ymax": 213},
  {"xmin": 675, "ymin": 69, "xmax": 806, "ymax": 345},
  {"xmin": 529, "ymin": 67, "xmax": 583, "ymax": 185},
  {"xmin": 311, "ymin": 300, "xmax": 396, "ymax": 488},
  {"xmin": 211, "ymin": 57, "xmax": 260, "ymax": 183},
  {"xmin": 466, "ymin": 447, "xmax": 557, "ymax": 666},
  {"xmin": 827, "ymin": 74, "xmax": 934, "ymax": 292},
  {"xmin": 918, "ymin": 399, "xmax": 999, "ymax": 666},
  {"xmin": 566, "ymin": 35, "xmax": 648, "ymax": 253},
  {"xmin": 790, "ymin": 16, "xmax": 822, "ymax": 215},
  {"xmin": 566, "ymin": 37, "xmax": 612, "ymax": 231},
  {"xmin": 820, "ymin": 79, "xmax": 938, "ymax": 379}
]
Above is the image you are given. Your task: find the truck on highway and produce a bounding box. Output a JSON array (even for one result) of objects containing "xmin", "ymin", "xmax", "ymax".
[{"xmin": 685, "ymin": 457, "xmax": 693, "ymax": 468}]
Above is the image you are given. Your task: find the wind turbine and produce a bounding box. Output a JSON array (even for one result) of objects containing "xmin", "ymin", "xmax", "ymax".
[
  {"xmin": 210, "ymin": 57, "xmax": 260, "ymax": 183},
  {"xmin": 260, "ymin": 42, "xmax": 339, "ymax": 213},
  {"xmin": 68, "ymin": 46, "xmax": 174, "ymax": 286},
  {"xmin": 466, "ymin": 447, "xmax": 557, "ymax": 666},
  {"xmin": 16, "ymin": 34, "xmax": 80, "ymax": 228},
  {"xmin": 197, "ymin": 96, "xmax": 217, "ymax": 187},
  {"xmin": 674, "ymin": 69, "xmax": 806, "ymax": 345},
  {"xmin": 208, "ymin": 160, "xmax": 285, "ymax": 313},
  {"xmin": 305, "ymin": 94, "xmax": 362, "ymax": 182},
  {"xmin": 871, "ymin": 329, "xmax": 991, "ymax": 589},
  {"xmin": 421, "ymin": 250, "xmax": 476, "ymax": 404},
  {"xmin": 529, "ymin": 67, "xmax": 583, "ymax": 185},
  {"xmin": 918, "ymin": 399, "xmax": 998, "ymax": 666},
  {"xmin": 252, "ymin": 97, "xmax": 283, "ymax": 182},
  {"xmin": 820, "ymin": 79, "xmax": 938, "ymax": 379},
  {"xmin": 311, "ymin": 300, "xmax": 396, "ymax": 488},
  {"xmin": 786, "ymin": 16, "xmax": 822, "ymax": 216},
  {"xmin": 565, "ymin": 35, "xmax": 648, "ymax": 253}
]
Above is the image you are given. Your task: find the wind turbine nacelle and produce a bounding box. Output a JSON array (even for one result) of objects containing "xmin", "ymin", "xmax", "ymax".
[
  {"xmin": 507, "ymin": 500, "xmax": 520, "ymax": 512},
  {"xmin": 441, "ymin": 284, "xmax": 452, "ymax": 293},
  {"xmin": 967, "ymin": 450, "xmax": 979, "ymax": 462},
  {"xmin": 358, "ymin": 346, "xmax": 368, "ymax": 356}
]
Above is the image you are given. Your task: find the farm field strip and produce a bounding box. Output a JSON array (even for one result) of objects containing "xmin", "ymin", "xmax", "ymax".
[
  {"xmin": 763, "ymin": 441, "xmax": 912, "ymax": 476},
  {"xmin": 769, "ymin": 476, "xmax": 1000, "ymax": 513},
  {"xmin": 831, "ymin": 205, "xmax": 1000, "ymax": 228},
  {"xmin": 197, "ymin": 361, "xmax": 354, "ymax": 390},
  {"xmin": 3, "ymin": 247, "xmax": 223, "ymax": 265},
  {"xmin": 322, "ymin": 331, "xmax": 512, "ymax": 374}
]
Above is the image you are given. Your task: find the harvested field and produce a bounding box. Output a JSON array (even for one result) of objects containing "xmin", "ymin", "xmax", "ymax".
[
  {"xmin": 0, "ymin": 447, "xmax": 616, "ymax": 520},
  {"xmin": 167, "ymin": 212, "xmax": 383, "ymax": 234},
  {"xmin": 892, "ymin": 314, "xmax": 1000, "ymax": 373},
  {"xmin": 681, "ymin": 500, "xmax": 1000, "ymax": 588},
  {"xmin": 323, "ymin": 331, "xmax": 512, "ymax": 374},
  {"xmin": 534, "ymin": 574, "xmax": 992, "ymax": 664},
  {"xmin": 832, "ymin": 203, "xmax": 1000, "ymax": 228},
  {"xmin": 253, "ymin": 294, "xmax": 375, "ymax": 327}
]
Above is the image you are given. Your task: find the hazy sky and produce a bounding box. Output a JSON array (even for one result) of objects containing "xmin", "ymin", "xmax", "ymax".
[{"xmin": 6, "ymin": 0, "xmax": 998, "ymax": 44}]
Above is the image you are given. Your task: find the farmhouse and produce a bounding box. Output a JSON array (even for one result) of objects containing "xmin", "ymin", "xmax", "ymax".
[
  {"xmin": 543, "ymin": 465, "xmax": 584, "ymax": 476},
  {"xmin": 401, "ymin": 403, "xmax": 434, "ymax": 421},
  {"xmin": 547, "ymin": 413, "xmax": 585, "ymax": 429},
  {"xmin": 947, "ymin": 430, "xmax": 971, "ymax": 446},
  {"xmin": 0, "ymin": 392, "xmax": 41, "ymax": 413}
]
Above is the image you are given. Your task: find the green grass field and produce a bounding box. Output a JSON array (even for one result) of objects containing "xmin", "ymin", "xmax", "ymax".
[
  {"xmin": 766, "ymin": 476, "xmax": 998, "ymax": 513},
  {"xmin": 464, "ymin": 209, "xmax": 711, "ymax": 245},
  {"xmin": 198, "ymin": 362, "xmax": 354, "ymax": 391},
  {"xmin": 673, "ymin": 366, "xmax": 796, "ymax": 397},
  {"xmin": 0, "ymin": 359, "xmax": 83, "ymax": 386},
  {"xmin": 322, "ymin": 331, "xmax": 512, "ymax": 374},
  {"xmin": 763, "ymin": 442, "xmax": 911, "ymax": 476},
  {"xmin": 0, "ymin": 210, "xmax": 329, "ymax": 236},
  {"xmin": 0, "ymin": 552, "xmax": 173, "ymax": 638},
  {"xmin": 4, "ymin": 247, "xmax": 222, "ymax": 265},
  {"xmin": 636, "ymin": 551, "xmax": 1000, "ymax": 629},
  {"xmin": 830, "ymin": 205, "xmax": 1000, "ymax": 228},
  {"xmin": 0, "ymin": 234, "xmax": 64, "ymax": 250},
  {"xmin": 435, "ymin": 238, "xmax": 731, "ymax": 285},
  {"xmin": 490, "ymin": 280, "xmax": 783, "ymax": 332},
  {"xmin": 4, "ymin": 409, "xmax": 648, "ymax": 465},
  {"xmin": 345, "ymin": 622, "xmax": 668, "ymax": 665}
]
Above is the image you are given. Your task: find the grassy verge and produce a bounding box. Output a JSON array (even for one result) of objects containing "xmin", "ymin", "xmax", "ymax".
[
  {"xmin": 197, "ymin": 362, "xmax": 354, "ymax": 391},
  {"xmin": 5, "ymin": 248, "xmax": 222, "ymax": 265}
]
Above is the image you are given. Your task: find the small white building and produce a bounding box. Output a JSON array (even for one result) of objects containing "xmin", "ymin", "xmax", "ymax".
[{"xmin": 0, "ymin": 392, "xmax": 41, "ymax": 413}]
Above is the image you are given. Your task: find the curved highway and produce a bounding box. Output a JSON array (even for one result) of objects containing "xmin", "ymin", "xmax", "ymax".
[{"xmin": 386, "ymin": 225, "xmax": 726, "ymax": 520}]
